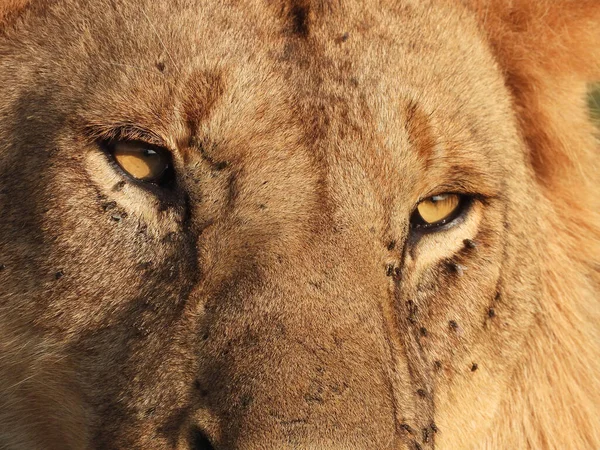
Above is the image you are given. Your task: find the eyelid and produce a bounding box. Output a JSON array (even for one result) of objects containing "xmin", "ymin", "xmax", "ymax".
[
  {"xmin": 84, "ymin": 124, "xmax": 170, "ymax": 150},
  {"xmin": 418, "ymin": 180, "xmax": 499, "ymax": 203}
]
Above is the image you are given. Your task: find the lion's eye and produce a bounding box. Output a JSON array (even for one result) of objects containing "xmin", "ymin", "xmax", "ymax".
[
  {"xmin": 111, "ymin": 141, "xmax": 171, "ymax": 184},
  {"xmin": 411, "ymin": 193, "xmax": 469, "ymax": 230}
]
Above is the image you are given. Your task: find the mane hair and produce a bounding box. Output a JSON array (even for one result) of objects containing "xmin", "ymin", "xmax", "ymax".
[{"xmin": 467, "ymin": 1, "xmax": 600, "ymax": 447}]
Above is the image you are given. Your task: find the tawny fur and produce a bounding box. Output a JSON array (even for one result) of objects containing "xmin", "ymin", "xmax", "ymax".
[
  {"xmin": 0, "ymin": 0, "xmax": 598, "ymax": 449},
  {"xmin": 469, "ymin": 2, "xmax": 600, "ymax": 447}
]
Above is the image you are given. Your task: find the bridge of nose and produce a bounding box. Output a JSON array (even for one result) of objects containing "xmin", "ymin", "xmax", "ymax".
[
  {"xmin": 187, "ymin": 206, "xmax": 419, "ymax": 449},
  {"xmin": 177, "ymin": 3, "xmax": 427, "ymax": 441}
]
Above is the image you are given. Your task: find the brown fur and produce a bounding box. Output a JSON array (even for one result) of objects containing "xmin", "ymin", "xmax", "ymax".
[{"xmin": 0, "ymin": 0, "xmax": 598, "ymax": 448}]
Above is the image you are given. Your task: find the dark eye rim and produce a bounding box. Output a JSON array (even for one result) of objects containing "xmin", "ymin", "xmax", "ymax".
[{"xmin": 409, "ymin": 193, "xmax": 474, "ymax": 234}]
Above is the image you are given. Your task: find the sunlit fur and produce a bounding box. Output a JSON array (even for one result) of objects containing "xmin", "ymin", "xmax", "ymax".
[{"xmin": 0, "ymin": 1, "xmax": 598, "ymax": 449}]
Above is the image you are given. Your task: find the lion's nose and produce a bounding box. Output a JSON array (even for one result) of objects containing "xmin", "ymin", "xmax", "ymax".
[{"xmin": 189, "ymin": 428, "xmax": 215, "ymax": 450}]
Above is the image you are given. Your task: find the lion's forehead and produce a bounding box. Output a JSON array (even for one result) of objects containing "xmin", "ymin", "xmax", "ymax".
[{"xmin": 12, "ymin": 0, "xmax": 516, "ymax": 193}]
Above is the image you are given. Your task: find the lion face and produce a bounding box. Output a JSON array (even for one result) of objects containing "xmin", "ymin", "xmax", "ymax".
[{"xmin": 0, "ymin": 1, "xmax": 598, "ymax": 449}]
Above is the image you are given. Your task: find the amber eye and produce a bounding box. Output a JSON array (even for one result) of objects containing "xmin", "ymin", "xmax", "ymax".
[
  {"xmin": 411, "ymin": 193, "xmax": 468, "ymax": 230},
  {"xmin": 111, "ymin": 141, "xmax": 171, "ymax": 184}
]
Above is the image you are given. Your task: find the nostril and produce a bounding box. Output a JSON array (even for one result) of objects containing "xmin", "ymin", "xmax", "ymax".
[{"xmin": 189, "ymin": 427, "xmax": 215, "ymax": 450}]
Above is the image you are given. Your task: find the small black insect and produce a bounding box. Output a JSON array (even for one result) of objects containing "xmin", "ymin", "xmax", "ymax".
[
  {"xmin": 386, "ymin": 263, "xmax": 395, "ymax": 277},
  {"xmin": 102, "ymin": 201, "xmax": 117, "ymax": 212},
  {"xmin": 423, "ymin": 427, "xmax": 430, "ymax": 443},
  {"xmin": 407, "ymin": 300, "xmax": 418, "ymax": 324},
  {"xmin": 463, "ymin": 238, "xmax": 478, "ymax": 249},
  {"xmin": 447, "ymin": 261, "xmax": 466, "ymax": 276}
]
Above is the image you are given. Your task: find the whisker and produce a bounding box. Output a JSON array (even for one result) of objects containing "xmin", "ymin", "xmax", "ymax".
[
  {"xmin": 103, "ymin": 62, "xmax": 179, "ymax": 89},
  {"xmin": 140, "ymin": 8, "xmax": 182, "ymax": 77}
]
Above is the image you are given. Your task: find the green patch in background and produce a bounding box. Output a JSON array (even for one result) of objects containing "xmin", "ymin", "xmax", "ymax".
[{"xmin": 589, "ymin": 83, "xmax": 600, "ymax": 125}]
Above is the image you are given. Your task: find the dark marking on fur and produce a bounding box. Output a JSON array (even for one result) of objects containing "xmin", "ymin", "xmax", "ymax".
[
  {"xmin": 430, "ymin": 422, "xmax": 439, "ymax": 433},
  {"xmin": 138, "ymin": 262, "xmax": 153, "ymax": 271},
  {"xmin": 290, "ymin": 2, "xmax": 310, "ymax": 37},
  {"xmin": 336, "ymin": 31, "xmax": 349, "ymax": 43},
  {"xmin": 387, "ymin": 240, "xmax": 396, "ymax": 251},
  {"xmin": 181, "ymin": 193, "xmax": 194, "ymax": 228},
  {"xmin": 407, "ymin": 299, "xmax": 418, "ymax": 324},
  {"xmin": 488, "ymin": 307, "xmax": 496, "ymax": 318},
  {"xmin": 163, "ymin": 231, "xmax": 178, "ymax": 243},
  {"xmin": 463, "ymin": 238, "xmax": 477, "ymax": 249},
  {"xmin": 422, "ymin": 427, "xmax": 430, "ymax": 443},
  {"xmin": 449, "ymin": 320, "xmax": 458, "ymax": 331},
  {"xmin": 434, "ymin": 360, "xmax": 443, "ymax": 371},
  {"xmin": 112, "ymin": 181, "xmax": 126, "ymax": 192},
  {"xmin": 214, "ymin": 161, "xmax": 228, "ymax": 171},
  {"xmin": 155, "ymin": 61, "xmax": 165, "ymax": 72},
  {"xmin": 0, "ymin": 264, "xmax": 5, "ymax": 271},
  {"xmin": 54, "ymin": 269, "xmax": 64, "ymax": 280},
  {"xmin": 471, "ymin": 363, "xmax": 478, "ymax": 372},
  {"xmin": 394, "ymin": 238, "xmax": 437, "ymax": 448},
  {"xmin": 386, "ymin": 263, "xmax": 394, "ymax": 277},
  {"xmin": 102, "ymin": 201, "xmax": 117, "ymax": 212},
  {"xmin": 226, "ymin": 171, "xmax": 239, "ymax": 210},
  {"xmin": 182, "ymin": 71, "xmax": 224, "ymax": 135},
  {"xmin": 447, "ymin": 261, "xmax": 466, "ymax": 276},
  {"xmin": 405, "ymin": 100, "xmax": 436, "ymax": 168},
  {"xmin": 420, "ymin": 326, "xmax": 428, "ymax": 337},
  {"xmin": 400, "ymin": 423, "xmax": 415, "ymax": 434},
  {"xmin": 414, "ymin": 441, "xmax": 423, "ymax": 450},
  {"xmin": 241, "ymin": 394, "xmax": 253, "ymax": 409}
]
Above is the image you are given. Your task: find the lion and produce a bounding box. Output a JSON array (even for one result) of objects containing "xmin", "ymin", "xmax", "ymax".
[{"xmin": 0, "ymin": 0, "xmax": 598, "ymax": 449}]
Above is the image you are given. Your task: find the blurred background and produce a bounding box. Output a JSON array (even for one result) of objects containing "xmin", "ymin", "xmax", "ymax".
[{"xmin": 590, "ymin": 83, "xmax": 600, "ymax": 126}]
